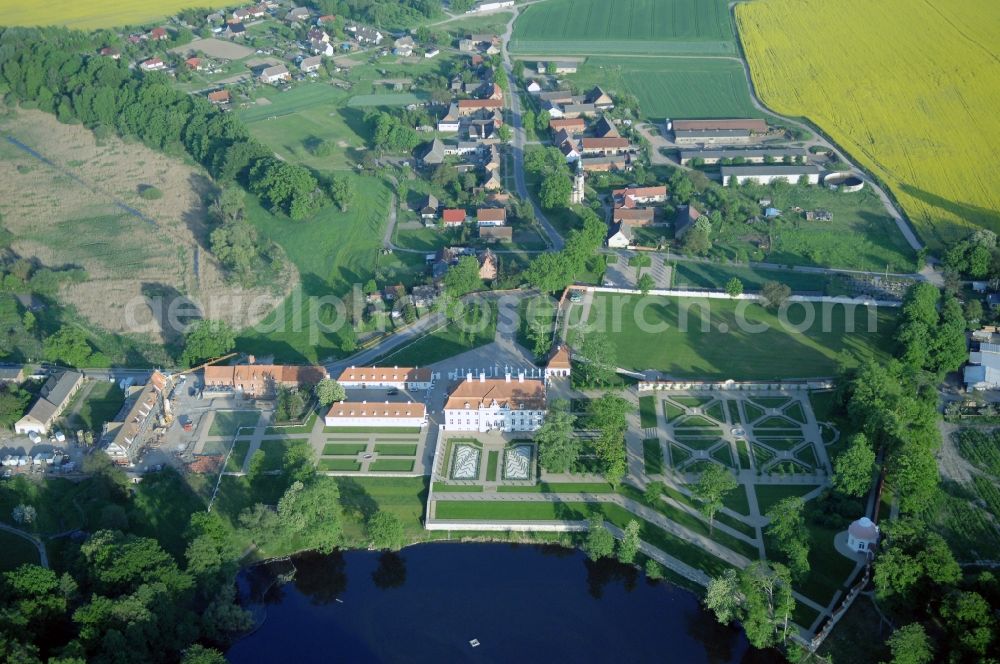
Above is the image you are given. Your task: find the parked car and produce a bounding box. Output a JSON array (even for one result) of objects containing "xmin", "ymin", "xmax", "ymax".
[
  {"xmin": 28, "ymin": 431, "xmax": 41, "ymax": 444},
  {"xmin": 387, "ymin": 388, "xmax": 399, "ymax": 396},
  {"xmin": 54, "ymin": 431, "xmax": 66, "ymax": 443}
]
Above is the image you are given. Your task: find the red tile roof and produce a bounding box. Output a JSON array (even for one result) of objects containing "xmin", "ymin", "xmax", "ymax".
[
  {"xmin": 337, "ymin": 366, "xmax": 432, "ymax": 383},
  {"xmin": 327, "ymin": 402, "xmax": 426, "ymax": 419},
  {"xmin": 442, "ymin": 209, "xmax": 467, "ymax": 223},
  {"xmin": 581, "ymin": 137, "xmax": 630, "ymax": 149},
  {"xmin": 477, "ymin": 208, "xmax": 506, "ymax": 223},
  {"xmin": 612, "ymin": 185, "xmax": 667, "ymax": 199},
  {"xmin": 445, "ymin": 378, "xmax": 546, "ymax": 410}
]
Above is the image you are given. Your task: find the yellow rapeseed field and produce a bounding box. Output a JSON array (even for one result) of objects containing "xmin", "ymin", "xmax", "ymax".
[
  {"xmin": 736, "ymin": 0, "xmax": 1000, "ymax": 248},
  {"xmin": 0, "ymin": 0, "xmax": 229, "ymax": 30}
]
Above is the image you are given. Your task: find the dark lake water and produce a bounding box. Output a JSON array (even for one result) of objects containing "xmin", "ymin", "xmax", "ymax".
[{"xmin": 227, "ymin": 542, "xmax": 777, "ymax": 664}]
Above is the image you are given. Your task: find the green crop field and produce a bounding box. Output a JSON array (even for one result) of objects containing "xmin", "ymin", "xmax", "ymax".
[
  {"xmin": 568, "ymin": 57, "xmax": 757, "ymax": 121},
  {"xmin": 582, "ymin": 294, "xmax": 898, "ymax": 379},
  {"xmin": 511, "ymin": 0, "xmax": 735, "ymax": 55}
]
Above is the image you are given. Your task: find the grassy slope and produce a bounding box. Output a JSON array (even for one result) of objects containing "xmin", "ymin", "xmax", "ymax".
[
  {"xmin": 737, "ymin": 0, "xmax": 1000, "ymax": 248},
  {"xmin": 238, "ymin": 176, "xmax": 394, "ymax": 362},
  {"xmin": 584, "ymin": 294, "xmax": 898, "ymax": 379}
]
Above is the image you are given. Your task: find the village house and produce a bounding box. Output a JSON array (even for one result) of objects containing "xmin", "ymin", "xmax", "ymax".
[
  {"xmin": 203, "ymin": 364, "xmax": 328, "ymax": 398},
  {"xmin": 674, "ymin": 204, "xmax": 702, "ymax": 238},
  {"xmin": 99, "ymin": 46, "xmax": 121, "ymax": 59},
  {"xmin": 347, "ymin": 24, "xmax": 383, "ymax": 45},
  {"xmin": 259, "ymin": 64, "xmax": 290, "ymax": 84},
  {"xmin": 560, "ymin": 103, "xmax": 597, "ymax": 119},
  {"xmin": 224, "ymin": 22, "xmax": 246, "ymax": 38},
  {"xmin": 149, "ymin": 27, "xmax": 168, "ymax": 41},
  {"xmin": 437, "ymin": 103, "xmax": 461, "ymax": 132},
  {"xmin": 420, "ymin": 194, "xmax": 439, "ymax": 221},
  {"xmin": 581, "ymin": 154, "xmax": 631, "ymax": 172},
  {"xmin": 483, "ymin": 145, "xmax": 501, "ymax": 171},
  {"xmin": 580, "ymin": 137, "xmax": 630, "ymax": 156},
  {"xmin": 425, "ymin": 48, "xmax": 440, "ymax": 58},
  {"xmin": 606, "ymin": 222, "xmax": 632, "ymax": 249},
  {"xmin": 444, "ymin": 373, "xmax": 546, "ymax": 432},
  {"xmin": 442, "ymin": 209, "xmax": 468, "ymax": 227},
  {"xmin": 411, "ymin": 285, "xmax": 439, "ymax": 308},
  {"xmin": 233, "ymin": 8, "xmax": 252, "ymax": 21},
  {"xmin": 480, "ymin": 171, "xmax": 503, "ymax": 191},
  {"xmin": 102, "ymin": 371, "xmax": 169, "ymax": 466},
  {"xmin": 325, "ymin": 401, "xmax": 427, "ymax": 428},
  {"xmin": 479, "ymin": 225, "xmax": 513, "ymax": 242},
  {"xmin": 208, "ymin": 89, "xmax": 230, "ymax": 104},
  {"xmin": 393, "ymin": 35, "xmax": 414, "ymax": 57},
  {"xmin": 549, "ymin": 118, "xmax": 585, "ymax": 135},
  {"xmin": 537, "ymin": 90, "xmax": 574, "ymax": 105},
  {"xmin": 139, "ymin": 58, "xmax": 166, "ymax": 71},
  {"xmin": 286, "ymin": 7, "xmax": 311, "ymax": 22},
  {"xmin": 420, "ymin": 138, "xmax": 445, "ymax": 166},
  {"xmin": 720, "ymin": 165, "xmax": 822, "ymax": 186},
  {"xmin": 309, "ymin": 28, "xmax": 330, "ymax": 43},
  {"xmin": 477, "ymin": 207, "xmax": 506, "ymax": 227},
  {"xmin": 592, "ymin": 117, "xmax": 619, "ymax": 139},
  {"xmin": 0, "ymin": 365, "xmax": 25, "ymax": 384},
  {"xmin": 299, "ymin": 55, "xmax": 322, "ymax": 73},
  {"xmin": 526, "ymin": 80, "xmax": 541, "ymax": 93},
  {"xmin": 15, "ymin": 371, "xmax": 84, "ymax": 435},
  {"xmin": 457, "ymin": 98, "xmax": 503, "ymax": 116},
  {"xmin": 311, "ymin": 38, "xmax": 334, "ymax": 56},
  {"xmin": 185, "ymin": 57, "xmax": 205, "ymax": 71},
  {"xmin": 612, "ymin": 185, "xmax": 667, "ymax": 206},
  {"xmin": 545, "ymin": 345, "xmax": 572, "ymax": 379},
  {"xmin": 337, "ymin": 366, "xmax": 433, "ymax": 390},
  {"xmin": 613, "ymin": 207, "xmax": 655, "ymax": 226},
  {"xmin": 584, "ymin": 86, "xmax": 614, "ymax": 109}
]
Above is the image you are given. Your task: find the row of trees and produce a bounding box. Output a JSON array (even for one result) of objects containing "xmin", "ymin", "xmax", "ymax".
[{"xmin": 536, "ymin": 393, "xmax": 630, "ymax": 485}]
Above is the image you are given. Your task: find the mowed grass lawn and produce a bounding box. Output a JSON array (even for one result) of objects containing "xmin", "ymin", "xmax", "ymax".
[
  {"xmin": 568, "ymin": 57, "xmax": 758, "ymax": 121},
  {"xmin": 237, "ymin": 176, "xmax": 395, "ymax": 362},
  {"xmin": 2, "ymin": 0, "xmax": 229, "ymax": 29},
  {"xmin": 737, "ymin": 0, "xmax": 1000, "ymax": 248},
  {"xmin": 65, "ymin": 381, "xmax": 124, "ymax": 433},
  {"xmin": 584, "ymin": 294, "xmax": 897, "ymax": 379},
  {"xmin": 241, "ymin": 84, "xmax": 360, "ymax": 171},
  {"xmin": 209, "ymin": 411, "xmax": 261, "ymax": 437},
  {"xmin": 512, "ymin": 0, "xmax": 735, "ymax": 55}
]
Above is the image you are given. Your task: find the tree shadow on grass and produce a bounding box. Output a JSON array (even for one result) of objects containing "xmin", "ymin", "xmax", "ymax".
[{"xmin": 335, "ymin": 477, "xmax": 379, "ymax": 522}]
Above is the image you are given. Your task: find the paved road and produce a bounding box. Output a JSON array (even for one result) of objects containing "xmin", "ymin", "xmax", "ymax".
[
  {"xmin": 499, "ymin": 6, "xmax": 564, "ymax": 251},
  {"xmin": 0, "ymin": 522, "xmax": 48, "ymax": 568}
]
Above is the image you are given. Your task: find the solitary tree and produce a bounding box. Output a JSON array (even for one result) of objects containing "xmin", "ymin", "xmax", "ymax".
[
  {"xmin": 760, "ymin": 281, "xmax": 791, "ymax": 309},
  {"xmin": 725, "ymin": 277, "xmax": 744, "ymax": 298},
  {"xmin": 637, "ymin": 272, "xmax": 655, "ymax": 295},
  {"xmin": 367, "ymin": 511, "xmax": 405, "ymax": 551},
  {"xmin": 617, "ymin": 519, "xmax": 641, "ymax": 564},
  {"xmin": 691, "ymin": 464, "xmax": 738, "ymax": 533},
  {"xmin": 583, "ymin": 515, "xmax": 615, "ymax": 561},
  {"xmin": 315, "ymin": 379, "xmax": 347, "ymax": 406},
  {"xmin": 181, "ymin": 320, "xmax": 235, "ymax": 367}
]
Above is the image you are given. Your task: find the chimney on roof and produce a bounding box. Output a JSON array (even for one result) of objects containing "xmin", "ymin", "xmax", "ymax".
[
  {"xmin": 479, "ymin": 371, "xmax": 486, "ymax": 383},
  {"xmin": 518, "ymin": 372, "xmax": 524, "ymax": 383},
  {"xmin": 248, "ymin": 355, "xmax": 256, "ymax": 364},
  {"xmin": 505, "ymin": 372, "xmax": 511, "ymax": 383}
]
